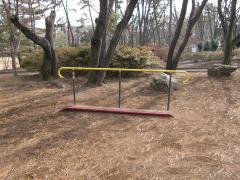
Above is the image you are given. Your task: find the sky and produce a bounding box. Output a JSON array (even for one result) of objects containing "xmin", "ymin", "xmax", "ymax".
[{"xmin": 36, "ymin": 0, "xmax": 217, "ymax": 28}]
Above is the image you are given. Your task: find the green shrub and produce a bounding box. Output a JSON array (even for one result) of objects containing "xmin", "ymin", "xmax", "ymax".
[
  {"xmin": 197, "ymin": 43, "xmax": 203, "ymax": 52},
  {"xmin": 21, "ymin": 46, "xmax": 160, "ymax": 77},
  {"xmin": 109, "ymin": 46, "xmax": 149, "ymax": 77},
  {"xmin": 211, "ymin": 41, "xmax": 218, "ymax": 51},
  {"xmin": 200, "ymin": 41, "xmax": 218, "ymax": 51},
  {"xmin": 203, "ymin": 41, "xmax": 210, "ymax": 51},
  {"xmin": 20, "ymin": 49, "xmax": 42, "ymax": 70}
]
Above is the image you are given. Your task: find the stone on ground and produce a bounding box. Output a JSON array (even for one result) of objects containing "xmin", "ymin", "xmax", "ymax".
[
  {"xmin": 48, "ymin": 79, "xmax": 64, "ymax": 88},
  {"xmin": 150, "ymin": 73, "xmax": 180, "ymax": 92},
  {"xmin": 208, "ymin": 64, "xmax": 238, "ymax": 77}
]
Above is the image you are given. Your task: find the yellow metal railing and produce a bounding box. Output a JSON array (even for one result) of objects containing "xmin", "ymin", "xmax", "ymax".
[{"xmin": 58, "ymin": 67, "xmax": 190, "ymax": 84}]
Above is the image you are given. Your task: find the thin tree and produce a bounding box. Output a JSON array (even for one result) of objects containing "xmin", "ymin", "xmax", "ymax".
[
  {"xmin": 80, "ymin": 0, "xmax": 95, "ymax": 32},
  {"xmin": 88, "ymin": 0, "xmax": 138, "ymax": 86},
  {"xmin": 1, "ymin": 0, "xmax": 19, "ymax": 76},
  {"xmin": 166, "ymin": 0, "xmax": 208, "ymax": 70},
  {"xmin": 61, "ymin": 0, "xmax": 75, "ymax": 46},
  {"xmin": 168, "ymin": 0, "xmax": 172, "ymax": 44},
  {"xmin": 218, "ymin": 0, "xmax": 238, "ymax": 65}
]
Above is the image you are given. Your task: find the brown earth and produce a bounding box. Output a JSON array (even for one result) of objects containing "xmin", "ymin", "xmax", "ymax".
[{"xmin": 0, "ymin": 71, "xmax": 240, "ymax": 179}]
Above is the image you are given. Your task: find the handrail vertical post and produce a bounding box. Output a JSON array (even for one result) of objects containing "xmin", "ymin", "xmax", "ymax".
[
  {"xmin": 118, "ymin": 70, "xmax": 121, "ymax": 108},
  {"xmin": 167, "ymin": 73, "xmax": 172, "ymax": 111},
  {"xmin": 72, "ymin": 71, "xmax": 76, "ymax": 105}
]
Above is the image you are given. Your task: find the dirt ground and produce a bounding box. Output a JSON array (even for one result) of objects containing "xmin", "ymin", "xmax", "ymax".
[{"xmin": 0, "ymin": 70, "xmax": 240, "ymax": 179}]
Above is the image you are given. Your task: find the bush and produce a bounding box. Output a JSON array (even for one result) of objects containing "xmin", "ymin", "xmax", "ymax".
[
  {"xmin": 110, "ymin": 46, "xmax": 150, "ymax": 77},
  {"xmin": 21, "ymin": 46, "xmax": 160, "ymax": 77},
  {"xmin": 20, "ymin": 49, "xmax": 42, "ymax": 70},
  {"xmin": 145, "ymin": 44, "xmax": 168, "ymax": 60},
  {"xmin": 200, "ymin": 41, "xmax": 218, "ymax": 52},
  {"xmin": 197, "ymin": 43, "xmax": 203, "ymax": 52},
  {"xmin": 203, "ymin": 41, "xmax": 210, "ymax": 51},
  {"xmin": 211, "ymin": 41, "xmax": 218, "ymax": 51}
]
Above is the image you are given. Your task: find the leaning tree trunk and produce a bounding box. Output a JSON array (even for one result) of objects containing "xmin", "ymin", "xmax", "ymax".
[
  {"xmin": 171, "ymin": 0, "xmax": 208, "ymax": 70},
  {"xmin": 95, "ymin": 0, "xmax": 138, "ymax": 85},
  {"xmin": 166, "ymin": 0, "xmax": 208, "ymax": 70},
  {"xmin": 10, "ymin": 11, "xmax": 57, "ymax": 80},
  {"xmin": 88, "ymin": 0, "xmax": 137, "ymax": 86},
  {"xmin": 166, "ymin": 0, "xmax": 188, "ymax": 70}
]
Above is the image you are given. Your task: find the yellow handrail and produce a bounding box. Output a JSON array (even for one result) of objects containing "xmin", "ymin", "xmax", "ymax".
[{"xmin": 58, "ymin": 67, "xmax": 190, "ymax": 84}]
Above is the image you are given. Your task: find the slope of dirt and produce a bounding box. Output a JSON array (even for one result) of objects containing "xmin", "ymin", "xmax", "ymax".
[{"xmin": 0, "ymin": 71, "xmax": 240, "ymax": 179}]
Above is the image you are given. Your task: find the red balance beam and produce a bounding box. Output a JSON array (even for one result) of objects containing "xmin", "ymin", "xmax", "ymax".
[{"xmin": 60, "ymin": 105, "xmax": 174, "ymax": 117}]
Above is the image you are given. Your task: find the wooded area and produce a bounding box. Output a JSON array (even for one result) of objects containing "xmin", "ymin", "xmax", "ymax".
[
  {"xmin": 1, "ymin": 0, "xmax": 240, "ymax": 81},
  {"xmin": 0, "ymin": 0, "xmax": 240, "ymax": 179}
]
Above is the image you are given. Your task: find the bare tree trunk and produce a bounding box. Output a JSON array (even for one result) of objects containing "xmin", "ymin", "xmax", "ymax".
[
  {"xmin": 61, "ymin": 0, "xmax": 75, "ymax": 46},
  {"xmin": 10, "ymin": 11, "xmax": 57, "ymax": 79},
  {"xmin": 87, "ymin": 0, "xmax": 95, "ymax": 32},
  {"xmin": 137, "ymin": 2, "xmax": 143, "ymax": 45},
  {"xmin": 9, "ymin": 34, "xmax": 18, "ymax": 75},
  {"xmin": 2, "ymin": 0, "xmax": 18, "ymax": 75},
  {"xmin": 206, "ymin": 5, "xmax": 213, "ymax": 41},
  {"xmin": 131, "ymin": 18, "xmax": 134, "ymax": 47},
  {"xmin": 87, "ymin": 0, "xmax": 109, "ymax": 84},
  {"xmin": 162, "ymin": 11, "xmax": 168, "ymax": 43},
  {"xmin": 166, "ymin": 0, "xmax": 208, "ymax": 70},
  {"xmin": 95, "ymin": 0, "xmax": 138, "ymax": 85},
  {"xmin": 98, "ymin": 0, "xmax": 114, "ymax": 68},
  {"xmin": 168, "ymin": 0, "xmax": 172, "ymax": 45},
  {"xmin": 166, "ymin": 0, "xmax": 189, "ymax": 70},
  {"xmin": 197, "ymin": 9, "xmax": 205, "ymax": 43},
  {"xmin": 218, "ymin": 0, "xmax": 237, "ymax": 65},
  {"xmin": 172, "ymin": 0, "xmax": 208, "ymax": 69},
  {"xmin": 153, "ymin": 3, "xmax": 161, "ymax": 45},
  {"xmin": 45, "ymin": 12, "xmax": 57, "ymax": 76}
]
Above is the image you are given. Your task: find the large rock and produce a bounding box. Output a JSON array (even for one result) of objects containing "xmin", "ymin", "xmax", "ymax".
[
  {"xmin": 150, "ymin": 73, "xmax": 180, "ymax": 92},
  {"xmin": 48, "ymin": 79, "xmax": 64, "ymax": 88},
  {"xmin": 208, "ymin": 64, "xmax": 238, "ymax": 77}
]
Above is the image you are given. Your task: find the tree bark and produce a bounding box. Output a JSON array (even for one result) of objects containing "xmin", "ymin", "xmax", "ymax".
[
  {"xmin": 2, "ymin": 0, "xmax": 19, "ymax": 76},
  {"xmin": 206, "ymin": 5, "xmax": 213, "ymax": 41},
  {"xmin": 10, "ymin": 11, "xmax": 57, "ymax": 79},
  {"xmin": 166, "ymin": 0, "xmax": 189, "ymax": 70},
  {"xmin": 87, "ymin": 0, "xmax": 137, "ymax": 86},
  {"xmin": 95, "ymin": 0, "xmax": 138, "ymax": 85},
  {"xmin": 168, "ymin": 0, "xmax": 173, "ymax": 45},
  {"xmin": 61, "ymin": 0, "xmax": 75, "ymax": 46},
  {"xmin": 218, "ymin": 0, "xmax": 237, "ymax": 65},
  {"xmin": 223, "ymin": 0, "xmax": 236, "ymax": 65},
  {"xmin": 171, "ymin": 0, "xmax": 208, "ymax": 70},
  {"xmin": 87, "ymin": 0, "xmax": 109, "ymax": 84},
  {"xmin": 166, "ymin": 0, "xmax": 208, "ymax": 70},
  {"xmin": 87, "ymin": 0, "xmax": 95, "ymax": 32}
]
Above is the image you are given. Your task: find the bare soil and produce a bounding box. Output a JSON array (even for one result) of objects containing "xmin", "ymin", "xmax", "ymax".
[{"xmin": 0, "ymin": 71, "xmax": 240, "ymax": 179}]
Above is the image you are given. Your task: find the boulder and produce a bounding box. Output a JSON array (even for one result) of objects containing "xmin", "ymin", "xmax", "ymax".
[
  {"xmin": 208, "ymin": 64, "xmax": 238, "ymax": 77},
  {"xmin": 48, "ymin": 79, "xmax": 64, "ymax": 88},
  {"xmin": 150, "ymin": 73, "xmax": 180, "ymax": 92}
]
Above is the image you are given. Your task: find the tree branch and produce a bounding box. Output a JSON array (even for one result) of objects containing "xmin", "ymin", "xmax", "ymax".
[
  {"xmin": 10, "ymin": 15, "xmax": 49, "ymax": 48},
  {"xmin": 166, "ymin": 0, "xmax": 189, "ymax": 68}
]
